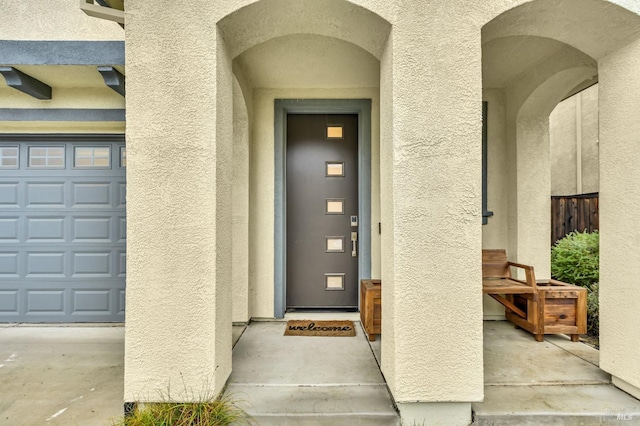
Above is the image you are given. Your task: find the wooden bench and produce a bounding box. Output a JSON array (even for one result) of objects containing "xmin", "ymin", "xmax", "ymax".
[
  {"xmin": 483, "ymin": 249, "xmax": 587, "ymax": 342},
  {"xmin": 510, "ymin": 279, "xmax": 586, "ymax": 343},
  {"xmin": 482, "ymin": 249, "xmax": 543, "ymax": 341}
]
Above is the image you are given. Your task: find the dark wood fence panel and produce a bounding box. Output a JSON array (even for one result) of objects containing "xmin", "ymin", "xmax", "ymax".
[{"xmin": 551, "ymin": 193, "xmax": 599, "ymax": 245}]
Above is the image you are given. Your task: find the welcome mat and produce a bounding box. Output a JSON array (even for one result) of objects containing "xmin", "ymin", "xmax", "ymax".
[{"xmin": 284, "ymin": 320, "xmax": 356, "ymax": 337}]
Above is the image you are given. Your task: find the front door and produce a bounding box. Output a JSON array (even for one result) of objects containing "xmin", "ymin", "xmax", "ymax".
[{"xmin": 286, "ymin": 114, "xmax": 358, "ymax": 309}]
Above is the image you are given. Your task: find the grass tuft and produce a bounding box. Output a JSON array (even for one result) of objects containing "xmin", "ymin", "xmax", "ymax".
[{"xmin": 112, "ymin": 393, "xmax": 252, "ymax": 426}]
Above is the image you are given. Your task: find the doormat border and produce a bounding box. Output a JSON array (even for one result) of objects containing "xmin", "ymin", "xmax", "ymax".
[{"xmin": 284, "ymin": 320, "xmax": 356, "ymax": 337}]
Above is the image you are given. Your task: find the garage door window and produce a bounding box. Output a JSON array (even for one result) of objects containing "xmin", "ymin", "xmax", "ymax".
[
  {"xmin": 0, "ymin": 147, "xmax": 19, "ymax": 169},
  {"xmin": 28, "ymin": 146, "xmax": 65, "ymax": 169},
  {"xmin": 74, "ymin": 146, "xmax": 111, "ymax": 168},
  {"xmin": 119, "ymin": 147, "xmax": 126, "ymax": 168}
]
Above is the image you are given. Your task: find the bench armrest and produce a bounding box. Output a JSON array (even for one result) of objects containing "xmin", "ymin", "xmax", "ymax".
[{"xmin": 507, "ymin": 262, "xmax": 537, "ymax": 289}]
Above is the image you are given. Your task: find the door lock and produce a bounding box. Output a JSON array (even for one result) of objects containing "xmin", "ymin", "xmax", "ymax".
[
  {"xmin": 351, "ymin": 232, "xmax": 358, "ymax": 257},
  {"xmin": 350, "ymin": 215, "xmax": 358, "ymax": 227}
]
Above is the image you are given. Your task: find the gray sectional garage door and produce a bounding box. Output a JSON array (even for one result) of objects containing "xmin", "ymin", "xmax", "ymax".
[{"xmin": 0, "ymin": 135, "xmax": 125, "ymax": 322}]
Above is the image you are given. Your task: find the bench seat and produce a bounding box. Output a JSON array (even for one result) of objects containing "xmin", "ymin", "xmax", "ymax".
[
  {"xmin": 483, "ymin": 278, "xmax": 536, "ymax": 295},
  {"xmin": 482, "ymin": 249, "xmax": 543, "ymax": 341}
]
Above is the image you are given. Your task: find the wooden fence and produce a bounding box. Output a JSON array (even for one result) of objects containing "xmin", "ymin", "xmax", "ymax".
[{"xmin": 551, "ymin": 193, "xmax": 599, "ymax": 245}]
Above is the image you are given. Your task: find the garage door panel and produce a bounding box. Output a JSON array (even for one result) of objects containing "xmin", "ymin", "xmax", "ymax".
[
  {"xmin": 72, "ymin": 182, "xmax": 111, "ymax": 207},
  {"xmin": 118, "ymin": 289, "xmax": 125, "ymax": 314},
  {"xmin": 0, "ymin": 217, "xmax": 19, "ymax": 241},
  {"xmin": 26, "ymin": 252, "xmax": 66, "ymax": 277},
  {"xmin": 117, "ymin": 182, "xmax": 126, "ymax": 207},
  {"xmin": 72, "ymin": 289, "xmax": 111, "ymax": 313},
  {"xmin": 26, "ymin": 289, "xmax": 65, "ymax": 313},
  {"xmin": 117, "ymin": 217, "xmax": 126, "ymax": 242},
  {"xmin": 0, "ymin": 253, "xmax": 19, "ymax": 276},
  {"xmin": 72, "ymin": 217, "xmax": 112, "ymax": 242},
  {"xmin": 0, "ymin": 290, "xmax": 18, "ymax": 313},
  {"xmin": 1, "ymin": 139, "xmax": 125, "ymax": 322},
  {"xmin": 26, "ymin": 217, "xmax": 65, "ymax": 241},
  {"xmin": 71, "ymin": 252, "xmax": 112, "ymax": 277},
  {"xmin": 117, "ymin": 251, "xmax": 126, "ymax": 277},
  {"xmin": 0, "ymin": 182, "xmax": 19, "ymax": 206},
  {"xmin": 26, "ymin": 182, "xmax": 66, "ymax": 207}
]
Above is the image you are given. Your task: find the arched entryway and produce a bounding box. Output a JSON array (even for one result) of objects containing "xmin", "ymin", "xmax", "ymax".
[
  {"xmin": 121, "ymin": 0, "xmax": 640, "ymax": 423},
  {"xmin": 481, "ymin": 0, "xmax": 640, "ymax": 403}
]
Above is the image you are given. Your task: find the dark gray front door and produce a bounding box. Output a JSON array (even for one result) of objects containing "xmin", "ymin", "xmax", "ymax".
[{"xmin": 286, "ymin": 114, "xmax": 358, "ymax": 309}]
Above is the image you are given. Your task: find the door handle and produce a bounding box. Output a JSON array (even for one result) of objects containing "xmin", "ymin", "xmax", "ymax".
[{"xmin": 351, "ymin": 232, "xmax": 357, "ymax": 257}]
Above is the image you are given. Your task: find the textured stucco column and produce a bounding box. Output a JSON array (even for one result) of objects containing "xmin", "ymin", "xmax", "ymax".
[
  {"xmin": 513, "ymin": 116, "xmax": 551, "ymax": 279},
  {"xmin": 232, "ymin": 78, "xmax": 250, "ymax": 323},
  {"xmin": 599, "ymin": 36, "xmax": 640, "ymax": 400},
  {"xmin": 380, "ymin": 7, "xmax": 484, "ymax": 424},
  {"xmin": 124, "ymin": 3, "xmax": 234, "ymax": 401}
]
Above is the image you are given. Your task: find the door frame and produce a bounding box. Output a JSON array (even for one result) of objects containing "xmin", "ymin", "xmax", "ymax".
[{"xmin": 274, "ymin": 99, "xmax": 372, "ymax": 318}]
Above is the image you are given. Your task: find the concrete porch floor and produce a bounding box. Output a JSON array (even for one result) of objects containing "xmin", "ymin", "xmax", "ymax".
[
  {"xmin": 472, "ymin": 321, "xmax": 640, "ymax": 425},
  {"xmin": 1, "ymin": 321, "xmax": 640, "ymax": 425},
  {"xmin": 228, "ymin": 320, "xmax": 398, "ymax": 425}
]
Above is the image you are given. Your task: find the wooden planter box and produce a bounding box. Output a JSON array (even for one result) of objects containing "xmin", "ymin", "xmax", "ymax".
[
  {"xmin": 505, "ymin": 279, "xmax": 587, "ymax": 342},
  {"xmin": 360, "ymin": 279, "xmax": 381, "ymax": 341}
]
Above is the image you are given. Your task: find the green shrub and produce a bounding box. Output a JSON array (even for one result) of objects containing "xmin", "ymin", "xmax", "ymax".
[
  {"xmin": 551, "ymin": 230, "xmax": 599, "ymax": 289},
  {"xmin": 112, "ymin": 394, "xmax": 252, "ymax": 426},
  {"xmin": 587, "ymin": 283, "xmax": 599, "ymax": 339},
  {"xmin": 551, "ymin": 230, "xmax": 600, "ymax": 340}
]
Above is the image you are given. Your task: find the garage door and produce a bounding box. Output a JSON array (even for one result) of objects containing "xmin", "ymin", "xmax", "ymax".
[{"xmin": 0, "ymin": 136, "xmax": 126, "ymax": 322}]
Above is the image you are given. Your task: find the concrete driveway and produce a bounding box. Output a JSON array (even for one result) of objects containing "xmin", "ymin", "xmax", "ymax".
[{"xmin": 0, "ymin": 325, "xmax": 124, "ymax": 426}]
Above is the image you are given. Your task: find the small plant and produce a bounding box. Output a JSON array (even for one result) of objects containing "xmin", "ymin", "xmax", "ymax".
[
  {"xmin": 551, "ymin": 230, "xmax": 600, "ymax": 340},
  {"xmin": 112, "ymin": 393, "xmax": 252, "ymax": 426},
  {"xmin": 551, "ymin": 230, "xmax": 599, "ymax": 289}
]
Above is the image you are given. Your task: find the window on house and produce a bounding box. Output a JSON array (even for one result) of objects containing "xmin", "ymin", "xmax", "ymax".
[
  {"xmin": 326, "ymin": 125, "xmax": 343, "ymax": 139},
  {"xmin": 74, "ymin": 146, "xmax": 111, "ymax": 168},
  {"xmin": 0, "ymin": 147, "xmax": 19, "ymax": 169},
  {"xmin": 28, "ymin": 146, "xmax": 65, "ymax": 169}
]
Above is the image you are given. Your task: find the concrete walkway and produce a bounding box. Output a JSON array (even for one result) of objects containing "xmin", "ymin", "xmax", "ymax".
[{"xmin": 228, "ymin": 320, "xmax": 399, "ymax": 425}]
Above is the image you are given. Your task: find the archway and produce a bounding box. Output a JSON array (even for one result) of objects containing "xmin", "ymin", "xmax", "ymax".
[{"xmin": 482, "ymin": 0, "xmax": 640, "ymax": 403}]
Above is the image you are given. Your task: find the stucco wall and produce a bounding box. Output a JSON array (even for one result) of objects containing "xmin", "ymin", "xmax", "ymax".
[
  {"xmin": 550, "ymin": 96, "xmax": 578, "ymax": 195},
  {"xmin": 379, "ymin": 2, "xmax": 484, "ymax": 410},
  {"xmin": 0, "ymin": 0, "xmax": 123, "ymax": 40},
  {"xmin": 379, "ymin": 30, "xmax": 396, "ymax": 395},
  {"xmin": 580, "ymin": 85, "xmax": 599, "ymax": 194},
  {"xmin": 249, "ymin": 87, "xmax": 381, "ymax": 319},
  {"xmin": 549, "ymin": 84, "xmax": 599, "ymax": 196},
  {"xmin": 119, "ymin": 0, "xmax": 640, "ymax": 420},
  {"xmin": 482, "ymin": 89, "xmax": 509, "ymax": 318},
  {"xmin": 124, "ymin": 2, "xmax": 233, "ymax": 401},
  {"xmin": 599, "ymin": 36, "xmax": 640, "ymax": 399},
  {"xmin": 232, "ymin": 79, "xmax": 250, "ymax": 323}
]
